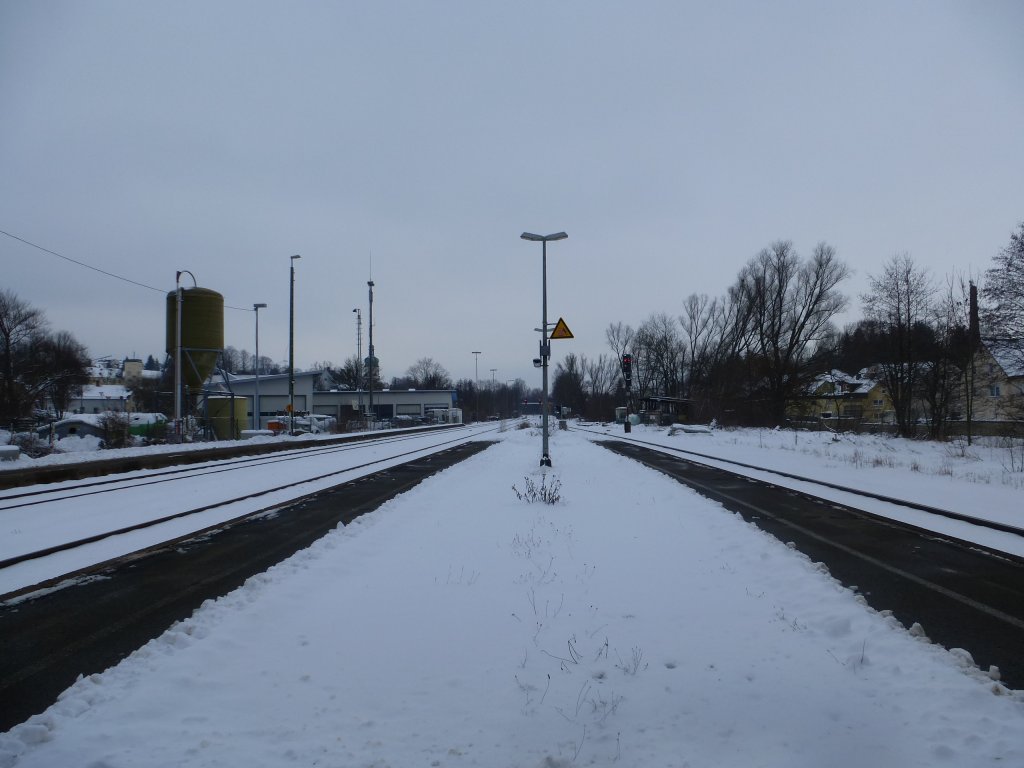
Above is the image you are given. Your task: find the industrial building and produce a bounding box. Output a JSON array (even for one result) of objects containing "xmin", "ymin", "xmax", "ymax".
[{"xmin": 211, "ymin": 373, "xmax": 459, "ymax": 430}]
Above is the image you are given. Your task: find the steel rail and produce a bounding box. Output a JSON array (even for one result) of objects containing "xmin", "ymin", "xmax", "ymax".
[
  {"xmin": 0, "ymin": 427, "xmax": 484, "ymax": 511},
  {"xmin": 0, "ymin": 426, "xmax": 500, "ymax": 572},
  {"xmin": 0, "ymin": 424, "xmax": 464, "ymax": 491},
  {"xmin": 573, "ymin": 425, "xmax": 1024, "ymax": 538}
]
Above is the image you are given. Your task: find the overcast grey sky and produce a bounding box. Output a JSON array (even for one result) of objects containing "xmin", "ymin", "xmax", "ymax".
[{"xmin": 2, "ymin": 1, "xmax": 1023, "ymax": 387}]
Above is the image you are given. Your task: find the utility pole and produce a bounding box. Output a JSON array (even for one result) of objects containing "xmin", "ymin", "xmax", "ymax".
[
  {"xmin": 353, "ymin": 308, "xmax": 363, "ymax": 419},
  {"xmin": 366, "ymin": 280, "xmax": 376, "ymax": 428}
]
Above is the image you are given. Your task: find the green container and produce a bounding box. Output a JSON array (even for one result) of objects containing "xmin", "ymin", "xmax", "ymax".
[
  {"xmin": 206, "ymin": 396, "xmax": 247, "ymax": 440},
  {"xmin": 166, "ymin": 287, "xmax": 225, "ymax": 389}
]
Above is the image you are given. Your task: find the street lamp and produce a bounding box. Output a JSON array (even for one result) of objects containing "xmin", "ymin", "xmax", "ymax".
[
  {"xmin": 173, "ymin": 269, "xmax": 197, "ymax": 442},
  {"xmin": 289, "ymin": 255, "xmax": 301, "ymax": 434},
  {"xmin": 521, "ymin": 231, "xmax": 567, "ymax": 467},
  {"xmin": 472, "ymin": 351, "xmax": 481, "ymax": 422},
  {"xmin": 490, "ymin": 368, "xmax": 497, "ymax": 419},
  {"xmin": 253, "ymin": 303, "xmax": 267, "ymax": 430},
  {"xmin": 366, "ymin": 280, "xmax": 376, "ymax": 428}
]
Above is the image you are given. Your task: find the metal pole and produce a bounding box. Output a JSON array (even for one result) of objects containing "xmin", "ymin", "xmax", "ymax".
[
  {"xmin": 353, "ymin": 308, "xmax": 363, "ymax": 420},
  {"xmin": 289, "ymin": 255, "xmax": 300, "ymax": 434},
  {"xmin": 253, "ymin": 303, "xmax": 266, "ymax": 430},
  {"xmin": 541, "ymin": 239, "xmax": 551, "ymax": 466},
  {"xmin": 521, "ymin": 231, "xmax": 566, "ymax": 466},
  {"xmin": 175, "ymin": 273, "xmax": 183, "ymax": 441},
  {"xmin": 472, "ymin": 351, "xmax": 481, "ymax": 422},
  {"xmin": 367, "ymin": 280, "xmax": 375, "ymax": 428}
]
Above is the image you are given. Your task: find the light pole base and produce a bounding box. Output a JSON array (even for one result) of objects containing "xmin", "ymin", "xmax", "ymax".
[{"xmin": 540, "ymin": 455, "xmax": 552, "ymax": 467}]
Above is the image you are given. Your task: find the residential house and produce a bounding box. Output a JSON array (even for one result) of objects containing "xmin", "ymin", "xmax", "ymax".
[
  {"xmin": 788, "ymin": 369, "xmax": 894, "ymax": 427},
  {"xmin": 68, "ymin": 384, "xmax": 133, "ymax": 414},
  {"xmin": 969, "ymin": 339, "xmax": 1024, "ymax": 423}
]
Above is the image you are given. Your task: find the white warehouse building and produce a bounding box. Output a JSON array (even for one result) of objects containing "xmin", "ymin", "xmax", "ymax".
[{"xmin": 212, "ymin": 373, "xmax": 460, "ymax": 429}]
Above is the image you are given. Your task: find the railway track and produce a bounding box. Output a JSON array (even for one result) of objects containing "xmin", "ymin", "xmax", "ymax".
[
  {"xmin": 580, "ymin": 431, "xmax": 1024, "ymax": 690},
  {"xmin": 1, "ymin": 425, "xmax": 499, "ymax": 600},
  {"xmin": 572, "ymin": 425, "xmax": 1024, "ymax": 539},
  {"xmin": 0, "ymin": 436, "xmax": 499, "ymax": 730},
  {"xmin": 0, "ymin": 423, "xmax": 464, "ymax": 491}
]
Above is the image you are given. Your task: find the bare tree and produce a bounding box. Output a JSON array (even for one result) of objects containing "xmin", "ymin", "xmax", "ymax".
[
  {"xmin": 677, "ymin": 287, "xmax": 755, "ymax": 422},
  {"xmin": 582, "ymin": 353, "xmax": 618, "ymax": 420},
  {"xmin": 219, "ymin": 346, "xmax": 241, "ymax": 374},
  {"xmin": 0, "ymin": 289, "xmax": 46, "ymax": 422},
  {"xmin": 737, "ymin": 241, "xmax": 850, "ymax": 423},
  {"xmin": 237, "ymin": 349, "xmax": 254, "ymax": 374},
  {"xmin": 862, "ymin": 253, "xmax": 937, "ymax": 437},
  {"xmin": 634, "ymin": 313, "xmax": 686, "ymax": 400},
  {"xmin": 37, "ymin": 330, "xmax": 91, "ymax": 419},
  {"xmin": 605, "ymin": 321, "xmax": 637, "ymax": 407},
  {"xmin": 917, "ymin": 272, "xmax": 979, "ymax": 440},
  {"xmin": 584, "ymin": 354, "xmax": 615, "ymax": 398},
  {"xmin": 605, "ymin": 322, "xmax": 635, "ymax": 365},
  {"xmin": 552, "ymin": 352, "xmax": 586, "ymax": 415},
  {"xmin": 680, "ymin": 293, "xmax": 719, "ymax": 398},
  {"xmin": 406, "ymin": 357, "xmax": 452, "ymax": 389}
]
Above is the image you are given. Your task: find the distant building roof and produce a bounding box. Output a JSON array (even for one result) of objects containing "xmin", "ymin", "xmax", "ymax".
[
  {"xmin": 984, "ymin": 338, "xmax": 1024, "ymax": 379},
  {"xmin": 81, "ymin": 384, "xmax": 132, "ymax": 399}
]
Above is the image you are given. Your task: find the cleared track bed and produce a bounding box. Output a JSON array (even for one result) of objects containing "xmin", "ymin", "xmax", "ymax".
[
  {"xmin": 0, "ymin": 439, "xmax": 497, "ymax": 730},
  {"xmin": 1, "ymin": 426, "xmax": 496, "ymax": 597},
  {"xmin": 597, "ymin": 438, "xmax": 1024, "ymax": 690}
]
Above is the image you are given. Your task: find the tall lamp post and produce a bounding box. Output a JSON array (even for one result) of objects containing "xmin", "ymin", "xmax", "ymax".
[
  {"xmin": 353, "ymin": 308, "xmax": 363, "ymax": 419},
  {"xmin": 521, "ymin": 231, "xmax": 567, "ymax": 467},
  {"xmin": 489, "ymin": 368, "xmax": 497, "ymax": 420},
  {"xmin": 288, "ymin": 255, "xmax": 301, "ymax": 434},
  {"xmin": 366, "ymin": 280, "xmax": 376, "ymax": 428},
  {"xmin": 472, "ymin": 351, "xmax": 481, "ymax": 422},
  {"xmin": 253, "ymin": 303, "xmax": 267, "ymax": 430},
  {"xmin": 174, "ymin": 269, "xmax": 197, "ymax": 443}
]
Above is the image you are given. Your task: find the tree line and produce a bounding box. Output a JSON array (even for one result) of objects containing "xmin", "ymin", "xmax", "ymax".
[
  {"xmin": 4, "ymin": 222, "xmax": 1021, "ymax": 435},
  {"xmin": 0, "ymin": 289, "xmax": 91, "ymax": 424},
  {"xmin": 551, "ymin": 223, "xmax": 1024, "ymax": 437}
]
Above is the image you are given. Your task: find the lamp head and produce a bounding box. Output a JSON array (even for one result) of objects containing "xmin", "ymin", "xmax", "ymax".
[{"xmin": 521, "ymin": 232, "xmax": 568, "ymax": 242}]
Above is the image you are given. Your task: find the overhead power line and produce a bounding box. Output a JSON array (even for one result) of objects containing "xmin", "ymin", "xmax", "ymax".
[{"xmin": 0, "ymin": 228, "xmax": 251, "ymax": 311}]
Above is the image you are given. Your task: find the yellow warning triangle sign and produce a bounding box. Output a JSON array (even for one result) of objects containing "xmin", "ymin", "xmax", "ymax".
[{"xmin": 550, "ymin": 317, "xmax": 574, "ymax": 340}]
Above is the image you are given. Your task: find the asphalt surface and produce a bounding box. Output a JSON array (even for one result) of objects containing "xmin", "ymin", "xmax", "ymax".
[
  {"xmin": 0, "ymin": 440, "xmax": 494, "ymax": 731},
  {"xmin": 599, "ymin": 439, "xmax": 1024, "ymax": 690}
]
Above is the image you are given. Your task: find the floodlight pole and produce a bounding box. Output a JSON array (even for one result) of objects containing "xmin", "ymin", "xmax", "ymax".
[
  {"xmin": 521, "ymin": 231, "xmax": 567, "ymax": 467},
  {"xmin": 174, "ymin": 269, "xmax": 196, "ymax": 442},
  {"xmin": 353, "ymin": 308, "xmax": 363, "ymax": 418},
  {"xmin": 367, "ymin": 280, "xmax": 375, "ymax": 429},
  {"xmin": 472, "ymin": 351, "xmax": 481, "ymax": 422},
  {"xmin": 289, "ymin": 255, "xmax": 301, "ymax": 434}
]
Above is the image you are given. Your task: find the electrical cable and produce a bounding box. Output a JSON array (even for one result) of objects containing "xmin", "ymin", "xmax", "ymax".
[{"xmin": 0, "ymin": 228, "xmax": 252, "ymax": 311}]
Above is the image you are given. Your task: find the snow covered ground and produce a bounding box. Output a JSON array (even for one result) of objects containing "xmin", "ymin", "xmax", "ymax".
[
  {"xmin": 579, "ymin": 423, "xmax": 1024, "ymax": 558},
  {"xmin": 1, "ymin": 424, "xmax": 1022, "ymax": 766}
]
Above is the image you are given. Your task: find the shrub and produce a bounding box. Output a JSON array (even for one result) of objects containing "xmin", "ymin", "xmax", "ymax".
[
  {"xmin": 11, "ymin": 432, "xmax": 52, "ymax": 458},
  {"xmin": 512, "ymin": 475, "xmax": 562, "ymax": 504},
  {"xmin": 99, "ymin": 412, "xmax": 132, "ymax": 449}
]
